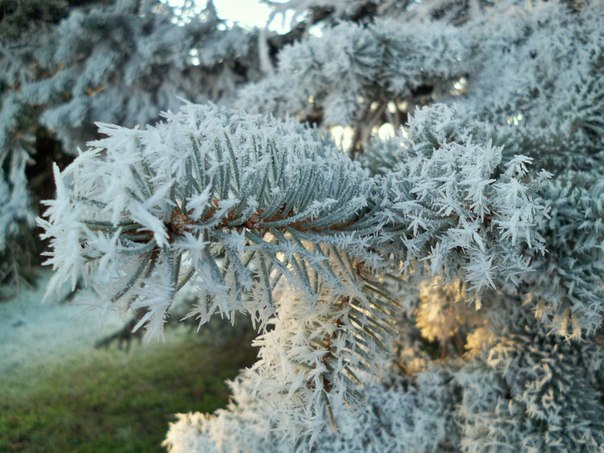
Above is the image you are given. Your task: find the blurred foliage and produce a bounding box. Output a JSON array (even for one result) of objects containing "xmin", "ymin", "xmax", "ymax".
[{"xmin": 0, "ymin": 0, "xmax": 112, "ymax": 39}]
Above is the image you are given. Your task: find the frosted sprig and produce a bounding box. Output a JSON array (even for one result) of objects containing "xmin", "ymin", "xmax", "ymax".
[
  {"xmin": 39, "ymin": 103, "xmax": 378, "ymax": 339},
  {"xmin": 374, "ymin": 105, "xmax": 549, "ymax": 292}
]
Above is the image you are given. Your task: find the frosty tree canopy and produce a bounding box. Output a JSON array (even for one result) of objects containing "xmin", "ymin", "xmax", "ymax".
[{"xmin": 18, "ymin": 0, "xmax": 604, "ymax": 450}]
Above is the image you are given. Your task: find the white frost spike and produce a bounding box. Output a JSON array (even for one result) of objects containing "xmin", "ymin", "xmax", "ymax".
[
  {"xmin": 129, "ymin": 202, "xmax": 170, "ymax": 249},
  {"xmin": 131, "ymin": 256, "xmax": 175, "ymax": 341},
  {"xmin": 39, "ymin": 164, "xmax": 85, "ymax": 300},
  {"xmin": 188, "ymin": 184, "xmax": 214, "ymax": 220}
]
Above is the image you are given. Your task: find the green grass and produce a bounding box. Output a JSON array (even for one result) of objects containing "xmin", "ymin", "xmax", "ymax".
[{"xmin": 0, "ymin": 332, "xmax": 256, "ymax": 452}]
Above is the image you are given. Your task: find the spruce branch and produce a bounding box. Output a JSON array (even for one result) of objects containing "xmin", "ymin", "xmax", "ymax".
[{"xmin": 39, "ymin": 103, "xmax": 548, "ymax": 341}]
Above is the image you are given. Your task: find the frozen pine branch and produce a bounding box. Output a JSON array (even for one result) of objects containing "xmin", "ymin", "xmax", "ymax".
[
  {"xmin": 39, "ymin": 103, "xmax": 547, "ymax": 338},
  {"xmin": 39, "ymin": 103, "xmax": 377, "ymax": 339}
]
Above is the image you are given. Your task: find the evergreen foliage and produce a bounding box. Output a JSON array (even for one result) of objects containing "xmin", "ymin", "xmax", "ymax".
[
  {"xmin": 6, "ymin": 0, "xmax": 604, "ymax": 450},
  {"xmin": 0, "ymin": 0, "xmax": 261, "ymax": 284}
]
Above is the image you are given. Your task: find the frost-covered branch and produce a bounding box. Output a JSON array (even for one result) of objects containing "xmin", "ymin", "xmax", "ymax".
[{"xmin": 39, "ymin": 104, "xmax": 547, "ymax": 339}]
